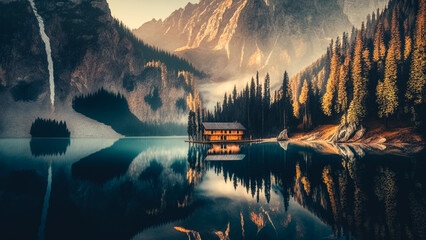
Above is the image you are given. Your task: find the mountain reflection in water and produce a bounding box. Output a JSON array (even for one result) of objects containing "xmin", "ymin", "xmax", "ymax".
[{"xmin": 0, "ymin": 138, "xmax": 424, "ymax": 240}]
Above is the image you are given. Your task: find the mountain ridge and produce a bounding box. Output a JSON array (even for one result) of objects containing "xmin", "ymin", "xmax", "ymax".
[{"xmin": 133, "ymin": 0, "xmax": 389, "ymax": 85}]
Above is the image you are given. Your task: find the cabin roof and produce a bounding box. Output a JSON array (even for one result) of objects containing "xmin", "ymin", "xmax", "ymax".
[{"xmin": 202, "ymin": 122, "xmax": 246, "ymax": 130}]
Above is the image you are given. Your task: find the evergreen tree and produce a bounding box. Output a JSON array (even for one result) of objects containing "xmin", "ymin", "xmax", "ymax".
[
  {"xmin": 390, "ymin": 9, "xmax": 403, "ymax": 62},
  {"xmin": 299, "ymin": 79, "xmax": 311, "ymax": 130},
  {"xmin": 263, "ymin": 73, "xmax": 271, "ymax": 136},
  {"xmin": 187, "ymin": 111, "xmax": 196, "ymax": 140},
  {"xmin": 406, "ymin": 0, "xmax": 426, "ymax": 115},
  {"xmin": 232, "ymin": 85, "xmax": 237, "ymax": 104},
  {"xmin": 373, "ymin": 23, "xmax": 386, "ymax": 65},
  {"xmin": 282, "ymin": 71, "xmax": 292, "ymax": 129},
  {"xmin": 377, "ymin": 10, "xmax": 402, "ymax": 121},
  {"xmin": 322, "ymin": 39, "xmax": 341, "ymax": 116},
  {"xmin": 347, "ymin": 28, "xmax": 368, "ymax": 125},
  {"xmin": 223, "ymin": 92, "xmax": 228, "ymax": 121},
  {"xmin": 293, "ymin": 98, "xmax": 301, "ymax": 119},
  {"xmin": 256, "ymin": 73, "xmax": 263, "ymax": 136},
  {"xmin": 249, "ymin": 77, "xmax": 256, "ymax": 132},
  {"xmin": 404, "ymin": 22, "xmax": 413, "ymax": 61},
  {"xmin": 336, "ymin": 50, "xmax": 351, "ymax": 123}
]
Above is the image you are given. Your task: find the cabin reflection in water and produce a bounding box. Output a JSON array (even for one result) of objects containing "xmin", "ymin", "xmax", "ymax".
[
  {"xmin": 202, "ymin": 122, "xmax": 246, "ymax": 141},
  {"xmin": 205, "ymin": 144, "xmax": 245, "ymax": 161}
]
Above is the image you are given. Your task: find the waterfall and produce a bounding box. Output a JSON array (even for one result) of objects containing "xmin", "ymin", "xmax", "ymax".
[
  {"xmin": 28, "ymin": 0, "xmax": 55, "ymax": 109},
  {"xmin": 38, "ymin": 164, "xmax": 52, "ymax": 240}
]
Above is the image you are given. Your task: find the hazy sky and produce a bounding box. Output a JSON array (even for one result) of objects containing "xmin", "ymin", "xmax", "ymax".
[{"xmin": 107, "ymin": 0, "xmax": 198, "ymax": 29}]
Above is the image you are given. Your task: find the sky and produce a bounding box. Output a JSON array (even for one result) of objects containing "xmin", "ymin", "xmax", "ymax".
[{"xmin": 107, "ymin": 0, "xmax": 198, "ymax": 29}]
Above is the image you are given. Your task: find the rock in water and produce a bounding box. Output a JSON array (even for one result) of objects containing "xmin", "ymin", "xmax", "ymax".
[
  {"xmin": 277, "ymin": 129, "xmax": 289, "ymax": 141},
  {"xmin": 279, "ymin": 141, "xmax": 289, "ymax": 151}
]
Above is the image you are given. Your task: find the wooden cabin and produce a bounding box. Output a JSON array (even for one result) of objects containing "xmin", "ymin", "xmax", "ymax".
[{"xmin": 202, "ymin": 122, "xmax": 246, "ymax": 141}]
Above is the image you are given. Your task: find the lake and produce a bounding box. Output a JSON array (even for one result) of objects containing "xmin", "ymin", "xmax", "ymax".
[{"xmin": 0, "ymin": 137, "xmax": 425, "ymax": 240}]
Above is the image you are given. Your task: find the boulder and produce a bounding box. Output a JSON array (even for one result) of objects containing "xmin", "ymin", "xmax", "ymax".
[
  {"xmin": 351, "ymin": 126, "xmax": 366, "ymax": 142},
  {"xmin": 277, "ymin": 129, "xmax": 289, "ymax": 141},
  {"xmin": 330, "ymin": 123, "xmax": 364, "ymax": 143}
]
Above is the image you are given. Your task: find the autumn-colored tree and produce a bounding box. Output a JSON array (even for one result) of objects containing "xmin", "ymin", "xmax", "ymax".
[
  {"xmin": 293, "ymin": 98, "xmax": 300, "ymax": 119},
  {"xmin": 404, "ymin": 20, "xmax": 412, "ymax": 61},
  {"xmin": 373, "ymin": 23, "xmax": 386, "ymax": 65},
  {"xmin": 377, "ymin": 44, "xmax": 399, "ymax": 120},
  {"xmin": 336, "ymin": 50, "xmax": 351, "ymax": 123},
  {"xmin": 299, "ymin": 80, "xmax": 309, "ymax": 105},
  {"xmin": 299, "ymin": 79, "xmax": 311, "ymax": 130},
  {"xmin": 377, "ymin": 10, "xmax": 402, "ymax": 121},
  {"xmin": 390, "ymin": 9, "xmax": 402, "ymax": 62},
  {"xmin": 406, "ymin": 0, "xmax": 426, "ymax": 114},
  {"xmin": 362, "ymin": 48, "xmax": 372, "ymax": 73},
  {"xmin": 322, "ymin": 39, "xmax": 341, "ymax": 116},
  {"xmin": 347, "ymin": 29, "xmax": 369, "ymax": 125}
]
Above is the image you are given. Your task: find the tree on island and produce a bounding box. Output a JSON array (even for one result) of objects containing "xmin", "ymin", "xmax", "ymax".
[{"xmin": 30, "ymin": 118, "xmax": 71, "ymax": 138}]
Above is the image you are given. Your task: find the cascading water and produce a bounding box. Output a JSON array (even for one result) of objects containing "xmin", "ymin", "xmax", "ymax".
[
  {"xmin": 38, "ymin": 164, "xmax": 52, "ymax": 240},
  {"xmin": 28, "ymin": 0, "xmax": 55, "ymax": 110}
]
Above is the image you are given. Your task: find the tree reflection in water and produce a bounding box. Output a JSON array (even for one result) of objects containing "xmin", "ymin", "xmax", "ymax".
[
  {"xmin": 0, "ymin": 139, "xmax": 424, "ymax": 240},
  {"xmin": 185, "ymin": 142, "xmax": 426, "ymax": 240}
]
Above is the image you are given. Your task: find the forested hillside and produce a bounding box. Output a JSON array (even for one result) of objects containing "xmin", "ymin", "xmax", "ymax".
[
  {"xmin": 203, "ymin": 0, "xmax": 425, "ymax": 139},
  {"xmin": 0, "ymin": 0, "xmax": 203, "ymax": 137},
  {"xmin": 73, "ymin": 88, "xmax": 187, "ymax": 136}
]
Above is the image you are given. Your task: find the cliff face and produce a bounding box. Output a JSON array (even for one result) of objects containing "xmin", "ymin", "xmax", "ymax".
[
  {"xmin": 134, "ymin": 0, "xmax": 389, "ymax": 83},
  {"xmin": 0, "ymin": 0, "xmax": 200, "ymax": 137},
  {"xmin": 133, "ymin": 0, "xmax": 353, "ymax": 81},
  {"xmin": 343, "ymin": 0, "xmax": 389, "ymax": 26}
]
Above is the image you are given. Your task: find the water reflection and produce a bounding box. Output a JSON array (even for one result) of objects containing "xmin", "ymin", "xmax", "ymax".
[
  {"xmin": 30, "ymin": 138, "xmax": 70, "ymax": 157},
  {"xmin": 0, "ymin": 138, "xmax": 424, "ymax": 240},
  {"xmin": 205, "ymin": 143, "xmax": 245, "ymax": 161},
  {"xmin": 29, "ymin": 138, "xmax": 69, "ymax": 240},
  {"xmin": 72, "ymin": 138, "xmax": 145, "ymax": 184}
]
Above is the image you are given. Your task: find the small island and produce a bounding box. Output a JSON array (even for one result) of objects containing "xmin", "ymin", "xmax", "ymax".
[{"xmin": 30, "ymin": 118, "xmax": 71, "ymax": 138}]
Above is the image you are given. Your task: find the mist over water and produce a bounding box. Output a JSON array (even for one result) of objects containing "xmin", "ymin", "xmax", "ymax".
[{"xmin": 28, "ymin": 0, "xmax": 55, "ymax": 109}]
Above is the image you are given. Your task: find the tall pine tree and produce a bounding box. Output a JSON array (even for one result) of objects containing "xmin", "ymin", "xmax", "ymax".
[
  {"xmin": 406, "ymin": 0, "xmax": 426, "ymax": 122},
  {"xmin": 322, "ymin": 38, "xmax": 341, "ymax": 116},
  {"xmin": 377, "ymin": 10, "xmax": 401, "ymax": 121},
  {"xmin": 336, "ymin": 49, "xmax": 351, "ymax": 124},
  {"xmin": 299, "ymin": 79, "xmax": 311, "ymax": 130},
  {"xmin": 347, "ymin": 26, "xmax": 369, "ymax": 125}
]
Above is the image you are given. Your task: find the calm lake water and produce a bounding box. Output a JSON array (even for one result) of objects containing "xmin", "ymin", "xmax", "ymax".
[{"xmin": 0, "ymin": 137, "xmax": 425, "ymax": 240}]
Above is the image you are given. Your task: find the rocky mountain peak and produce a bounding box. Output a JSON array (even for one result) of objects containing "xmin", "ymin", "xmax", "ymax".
[
  {"xmin": 134, "ymin": 0, "xmax": 389, "ymax": 85},
  {"xmin": 133, "ymin": 0, "xmax": 351, "ymax": 80}
]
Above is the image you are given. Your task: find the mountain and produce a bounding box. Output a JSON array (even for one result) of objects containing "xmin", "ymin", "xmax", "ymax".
[
  {"xmin": 0, "ymin": 0, "xmax": 202, "ymax": 137},
  {"xmin": 343, "ymin": 0, "xmax": 389, "ymax": 27},
  {"xmin": 203, "ymin": 0, "xmax": 425, "ymax": 140},
  {"xmin": 133, "ymin": 0, "xmax": 388, "ymax": 84},
  {"xmin": 284, "ymin": 0, "xmax": 425, "ymax": 137}
]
